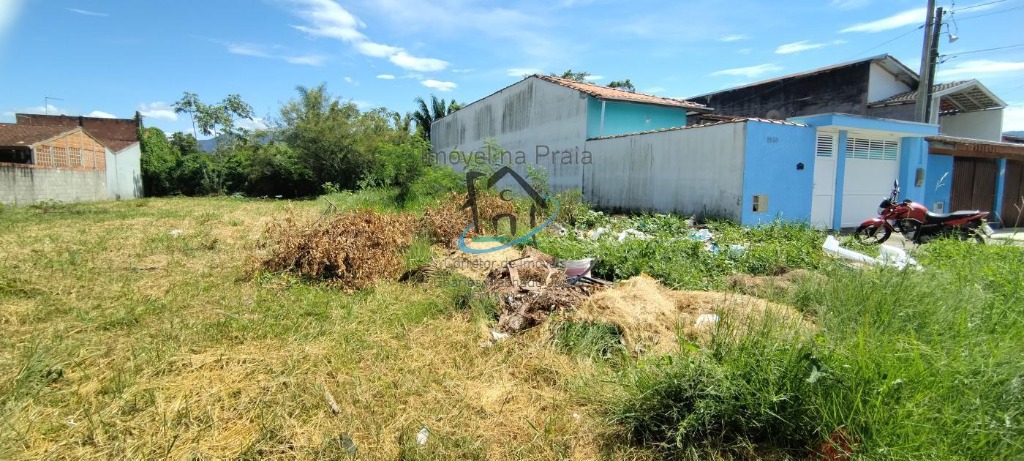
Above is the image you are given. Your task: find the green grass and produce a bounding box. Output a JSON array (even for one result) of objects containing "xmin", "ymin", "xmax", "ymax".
[{"xmin": 1, "ymin": 191, "xmax": 1022, "ymax": 459}]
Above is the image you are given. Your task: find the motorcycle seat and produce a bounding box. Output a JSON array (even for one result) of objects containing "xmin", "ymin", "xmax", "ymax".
[{"xmin": 924, "ymin": 210, "xmax": 981, "ymax": 223}]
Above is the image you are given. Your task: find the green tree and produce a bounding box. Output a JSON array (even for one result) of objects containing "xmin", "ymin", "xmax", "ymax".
[
  {"xmin": 551, "ymin": 69, "xmax": 591, "ymax": 82},
  {"xmin": 173, "ymin": 92, "xmax": 255, "ymax": 140},
  {"xmin": 169, "ymin": 131, "xmax": 200, "ymax": 154},
  {"xmin": 138, "ymin": 127, "xmax": 181, "ymax": 196},
  {"xmin": 280, "ymin": 84, "xmax": 366, "ymax": 189},
  {"xmin": 412, "ymin": 95, "xmax": 460, "ymax": 141},
  {"xmin": 607, "ymin": 79, "xmax": 636, "ymax": 92}
]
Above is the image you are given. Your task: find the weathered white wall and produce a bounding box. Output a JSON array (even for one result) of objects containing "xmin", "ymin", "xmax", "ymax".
[
  {"xmin": 867, "ymin": 63, "xmax": 912, "ymax": 103},
  {"xmin": 105, "ymin": 143, "xmax": 143, "ymax": 200},
  {"xmin": 0, "ymin": 164, "xmax": 108, "ymax": 205},
  {"xmin": 430, "ymin": 77, "xmax": 590, "ymax": 192},
  {"xmin": 583, "ymin": 122, "xmax": 747, "ymax": 220},
  {"xmin": 939, "ymin": 108, "xmax": 1003, "ymax": 141}
]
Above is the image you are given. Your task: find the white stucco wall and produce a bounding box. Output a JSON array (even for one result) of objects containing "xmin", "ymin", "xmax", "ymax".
[
  {"xmin": 104, "ymin": 143, "xmax": 143, "ymax": 199},
  {"xmin": 0, "ymin": 164, "xmax": 108, "ymax": 205},
  {"xmin": 939, "ymin": 108, "xmax": 1004, "ymax": 141},
  {"xmin": 430, "ymin": 77, "xmax": 590, "ymax": 192},
  {"xmin": 867, "ymin": 63, "xmax": 913, "ymax": 103},
  {"xmin": 582, "ymin": 122, "xmax": 747, "ymax": 220}
]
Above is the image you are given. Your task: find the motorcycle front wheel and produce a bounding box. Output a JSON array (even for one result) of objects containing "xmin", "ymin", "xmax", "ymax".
[{"xmin": 854, "ymin": 224, "xmax": 892, "ymax": 244}]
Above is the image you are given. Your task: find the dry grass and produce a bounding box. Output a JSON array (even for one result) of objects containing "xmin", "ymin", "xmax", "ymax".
[
  {"xmin": 0, "ymin": 197, "xmax": 628, "ymax": 460},
  {"xmin": 254, "ymin": 210, "xmax": 415, "ymax": 290},
  {"xmin": 422, "ymin": 192, "xmax": 516, "ymax": 248}
]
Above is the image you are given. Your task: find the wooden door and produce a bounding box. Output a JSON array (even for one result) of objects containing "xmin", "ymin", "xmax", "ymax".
[{"xmin": 950, "ymin": 158, "xmax": 998, "ymax": 212}]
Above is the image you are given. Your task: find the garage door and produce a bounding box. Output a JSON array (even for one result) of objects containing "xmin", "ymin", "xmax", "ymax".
[{"xmin": 840, "ymin": 137, "xmax": 900, "ymax": 227}]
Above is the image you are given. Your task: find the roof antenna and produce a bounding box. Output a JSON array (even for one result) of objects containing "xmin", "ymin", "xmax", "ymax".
[{"xmin": 44, "ymin": 96, "xmax": 64, "ymax": 115}]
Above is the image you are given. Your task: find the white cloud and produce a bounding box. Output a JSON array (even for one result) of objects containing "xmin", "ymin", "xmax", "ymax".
[
  {"xmin": 937, "ymin": 60, "xmax": 1024, "ymax": 79},
  {"xmin": 10, "ymin": 104, "xmax": 68, "ymax": 116},
  {"xmin": 0, "ymin": 0, "xmax": 24, "ymax": 41},
  {"xmin": 225, "ymin": 42, "xmax": 325, "ymax": 66},
  {"xmin": 376, "ymin": 74, "xmax": 396, "ymax": 79},
  {"xmin": 68, "ymin": 8, "xmax": 108, "ymax": 17},
  {"xmin": 711, "ymin": 63, "xmax": 783, "ymax": 78},
  {"xmin": 452, "ymin": 68, "xmax": 473, "ymax": 73},
  {"xmin": 718, "ymin": 34, "xmax": 750, "ymax": 42},
  {"xmin": 775, "ymin": 39, "xmax": 847, "ymax": 54},
  {"xmin": 285, "ymin": 0, "xmax": 449, "ymax": 72},
  {"xmin": 389, "ymin": 51, "xmax": 449, "ymax": 72},
  {"xmin": 138, "ymin": 102, "xmax": 178, "ymax": 121},
  {"xmin": 738, "ymin": 48, "xmax": 752, "ymax": 55},
  {"xmin": 583, "ymin": 75, "xmax": 604, "ymax": 82},
  {"xmin": 507, "ymin": 67, "xmax": 543, "ymax": 77},
  {"xmin": 1003, "ymin": 103, "xmax": 1024, "ymax": 131},
  {"xmin": 421, "ymin": 79, "xmax": 457, "ymax": 92},
  {"xmin": 840, "ymin": 8, "xmax": 925, "ymax": 33},
  {"xmin": 644, "ymin": 86, "xmax": 666, "ymax": 94},
  {"xmin": 344, "ymin": 76, "xmax": 354, "ymax": 83},
  {"xmin": 350, "ymin": 100, "xmax": 373, "ymax": 110},
  {"xmin": 283, "ymin": 55, "xmax": 326, "ymax": 66},
  {"xmin": 87, "ymin": 110, "xmax": 116, "ymax": 118},
  {"xmin": 831, "ymin": 0, "xmax": 870, "ymax": 9},
  {"xmin": 237, "ymin": 117, "xmax": 268, "ymax": 131}
]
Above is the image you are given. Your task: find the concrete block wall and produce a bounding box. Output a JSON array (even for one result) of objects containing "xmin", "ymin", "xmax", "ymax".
[{"xmin": 0, "ymin": 164, "xmax": 108, "ymax": 205}]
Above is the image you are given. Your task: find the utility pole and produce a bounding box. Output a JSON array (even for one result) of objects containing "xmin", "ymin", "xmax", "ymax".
[
  {"xmin": 914, "ymin": 0, "xmax": 937, "ymax": 123},
  {"xmin": 923, "ymin": 7, "xmax": 944, "ymax": 124}
]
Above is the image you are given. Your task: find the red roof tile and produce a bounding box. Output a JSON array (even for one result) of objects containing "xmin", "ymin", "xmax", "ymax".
[
  {"xmin": 534, "ymin": 74, "xmax": 709, "ymax": 111},
  {"xmin": 0, "ymin": 123, "xmax": 80, "ymax": 147}
]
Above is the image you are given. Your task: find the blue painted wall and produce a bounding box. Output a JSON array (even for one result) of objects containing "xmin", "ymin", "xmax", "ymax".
[
  {"xmin": 995, "ymin": 158, "xmax": 1008, "ymax": 225},
  {"xmin": 898, "ymin": 137, "xmax": 929, "ymax": 204},
  {"xmin": 923, "ymin": 153, "xmax": 953, "ymax": 212},
  {"xmin": 740, "ymin": 121, "xmax": 817, "ymax": 226},
  {"xmin": 586, "ymin": 98, "xmax": 689, "ymax": 138}
]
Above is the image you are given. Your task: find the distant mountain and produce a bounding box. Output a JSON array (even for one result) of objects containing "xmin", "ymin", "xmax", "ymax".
[
  {"xmin": 198, "ymin": 137, "xmax": 219, "ymax": 153},
  {"xmin": 1005, "ymin": 131, "xmax": 1024, "ymax": 138}
]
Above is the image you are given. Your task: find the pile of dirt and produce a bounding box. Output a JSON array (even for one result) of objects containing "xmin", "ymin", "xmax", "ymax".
[
  {"xmin": 726, "ymin": 269, "xmax": 826, "ymax": 297},
  {"xmin": 576, "ymin": 275, "xmax": 812, "ymax": 355},
  {"xmin": 254, "ymin": 210, "xmax": 415, "ymax": 290},
  {"xmin": 422, "ymin": 192, "xmax": 517, "ymax": 248}
]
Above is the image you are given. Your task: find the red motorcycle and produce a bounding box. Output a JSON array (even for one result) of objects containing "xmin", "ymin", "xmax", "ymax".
[{"xmin": 854, "ymin": 181, "xmax": 992, "ymax": 244}]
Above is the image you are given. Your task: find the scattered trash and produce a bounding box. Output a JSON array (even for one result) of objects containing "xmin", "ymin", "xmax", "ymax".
[
  {"xmin": 550, "ymin": 222, "xmax": 569, "ymax": 236},
  {"xmin": 694, "ymin": 313, "xmax": 720, "ymax": 329},
  {"xmin": 168, "ymin": 229, "xmax": 183, "ymax": 237},
  {"xmin": 322, "ymin": 383, "xmax": 342, "ymax": 415},
  {"xmin": 65, "ymin": 417, "xmax": 75, "ymax": 427},
  {"xmin": 588, "ymin": 227, "xmax": 609, "ymax": 240},
  {"xmin": 822, "ymin": 236, "xmax": 923, "ymax": 270},
  {"xmin": 490, "ymin": 330, "xmax": 511, "ymax": 341},
  {"xmin": 727, "ymin": 244, "xmax": 747, "ymax": 258},
  {"xmin": 338, "ymin": 433, "xmax": 357, "ymax": 456},
  {"xmin": 616, "ymin": 229, "xmax": 650, "ymax": 242},
  {"xmin": 416, "ymin": 427, "xmax": 429, "ymax": 446},
  {"xmin": 563, "ymin": 258, "xmax": 594, "ymax": 278},
  {"xmin": 689, "ymin": 228, "xmax": 720, "ymax": 253}
]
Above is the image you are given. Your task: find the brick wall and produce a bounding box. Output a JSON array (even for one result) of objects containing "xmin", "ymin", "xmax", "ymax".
[
  {"xmin": 0, "ymin": 163, "xmax": 108, "ymax": 205},
  {"xmin": 32, "ymin": 130, "xmax": 107, "ymax": 171},
  {"xmin": 15, "ymin": 113, "xmax": 139, "ymax": 146}
]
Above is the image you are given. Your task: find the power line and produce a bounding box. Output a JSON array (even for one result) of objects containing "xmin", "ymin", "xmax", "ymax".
[
  {"xmin": 941, "ymin": 43, "xmax": 1024, "ymax": 60},
  {"xmin": 847, "ymin": 24, "xmax": 925, "ymax": 59},
  {"xmin": 950, "ymin": 0, "xmax": 1008, "ymax": 12},
  {"xmin": 956, "ymin": 4, "xmax": 1024, "ymax": 19}
]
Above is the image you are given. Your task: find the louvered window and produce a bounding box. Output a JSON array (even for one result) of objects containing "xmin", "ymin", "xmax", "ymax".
[
  {"xmin": 845, "ymin": 137, "xmax": 899, "ymax": 161},
  {"xmin": 815, "ymin": 133, "xmax": 837, "ymax": 157}
]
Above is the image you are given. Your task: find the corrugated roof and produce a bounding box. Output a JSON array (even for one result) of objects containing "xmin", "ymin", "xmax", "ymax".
[
  {"xmin": 869, "ymin": 79, "xmax": 1005, "ymax": 113},
  {"xmin": 588, "ymin": 117, "xmax": 806, "ymax": 141},
  {"xmin": 0, "ymin": 123, "xmax": 80, "ymax": 147},
  {"xmin": 534, "ymin": 74, "xmax": 710, "ymax": 111},
  {"xmin": 928, "ymin": 134, "xmax": 1024, "ymax": 158},
  {"xmin": 689, "ymin": 54, "xmax": 918, "ymax": 100}
]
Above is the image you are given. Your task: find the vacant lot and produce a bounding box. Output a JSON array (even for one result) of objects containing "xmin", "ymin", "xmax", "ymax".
[{"xmin": 1, "ymin": 195, "xmax": 1022, "ymax": 460}]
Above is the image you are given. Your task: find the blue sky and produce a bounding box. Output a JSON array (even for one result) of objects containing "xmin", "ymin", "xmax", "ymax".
[{"xmin": 1, "ymin": 0, "xmax": 1022, "ymax": 135}]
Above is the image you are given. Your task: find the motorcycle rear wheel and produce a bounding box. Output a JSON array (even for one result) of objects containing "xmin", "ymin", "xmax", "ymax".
[{"xmin": 854, "ymin": 224, "xmax": 891, "ymax": 244}]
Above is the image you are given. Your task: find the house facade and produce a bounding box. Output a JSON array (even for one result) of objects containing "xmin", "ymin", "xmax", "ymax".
[
  {"xmin": 0, "ymin": 113, "xmax": 144, "ymax": 205},
  {"xmin": 691, "ymin": 55, "xmax": 1024, "ymax": 227}
]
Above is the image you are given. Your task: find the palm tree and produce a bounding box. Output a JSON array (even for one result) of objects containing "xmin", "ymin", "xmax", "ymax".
[{"xmin": 413, "ymin": 95, "xmax": 461, "ymax": 141}]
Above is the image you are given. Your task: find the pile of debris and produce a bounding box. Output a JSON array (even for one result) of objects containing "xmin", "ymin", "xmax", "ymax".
[{"xmin": 484, "ymin": 248, "xmax": 609, "ymax": 333}]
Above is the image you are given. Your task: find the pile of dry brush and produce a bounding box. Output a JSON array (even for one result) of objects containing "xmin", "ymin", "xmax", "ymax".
[
  {"xmin": 422, "ymin": 191, "xmax": 517, "ymax": 248},
  {"xmin": 255, "ymin": 210, "xmax": 415, "ymax": 290}
]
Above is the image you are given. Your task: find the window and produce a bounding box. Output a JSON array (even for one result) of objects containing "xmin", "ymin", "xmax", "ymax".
[
  {"xmin": 752, "ymin": 195, "xmax": 768, "ymax": 213},
  {"xmin": 815, "ymin": 133, "xmax": 836, "ymax": 157},
  {"xmin": 845, "ymin": 137, "xmax": 899, "ymax": 161}
]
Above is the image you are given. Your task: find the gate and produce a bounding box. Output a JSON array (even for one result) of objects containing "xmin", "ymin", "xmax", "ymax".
[
  {"xmin": 1002, "ymin": 160, "xmax": 1024, "ymax": 228},
  {"xmin": 950, "ymin": 157, "xmax": 998, "ymax": 213}
]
